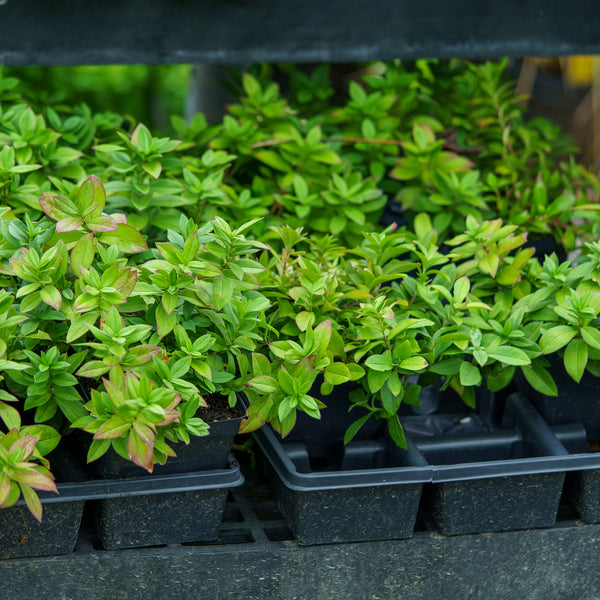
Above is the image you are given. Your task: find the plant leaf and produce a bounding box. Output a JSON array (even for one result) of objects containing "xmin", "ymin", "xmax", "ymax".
[
  {"xmin": 564, "ymin": 338, "xmax": 588, "ymax": 384},
  {"xmin": 539, "ymin": 325, "xmax": 578, "ymax": 355}
]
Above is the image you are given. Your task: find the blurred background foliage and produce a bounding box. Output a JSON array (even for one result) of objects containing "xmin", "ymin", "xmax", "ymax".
[
  {"xmin": 4, "ymin": 64, "xmax": 192, "ymax": 132},
  {"xmin": 5, "ymin": 57, "xmax": 600, "ymax": 172}
]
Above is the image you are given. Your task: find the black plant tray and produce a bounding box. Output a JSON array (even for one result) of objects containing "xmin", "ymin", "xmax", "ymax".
[
  {"xmin": 412, "ymin": 393, "xmax": 600, "ymax": 536},
  {"xmin": 90, "ymin": 461, "xmax": 244, "ymax": 550},
  {"xmin": 8, "ymin": 456, "xmax": 244, "ymax": 553},
  {"xmin": 258, "ymin": 391, "xmax": 600, "ymax": 542},
  {"xmin": 253, "ymin": 421, "xmax": 431, "ymax": 545},
  {"xmin": 73, "ymin": 388, "xmax": 246, "ymax": 478},
  {"xmin": 530, "ymin": 411, "xmax": 600, "ymax": 524}
]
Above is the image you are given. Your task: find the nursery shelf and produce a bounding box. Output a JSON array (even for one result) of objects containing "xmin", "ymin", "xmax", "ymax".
[
  {"xmin": 1, "ymin": 0, "xmax": 600, "ymax": 66},
  {"xmin": 3, "ymin": 476, "xmax": 600, "ymax": 600}
]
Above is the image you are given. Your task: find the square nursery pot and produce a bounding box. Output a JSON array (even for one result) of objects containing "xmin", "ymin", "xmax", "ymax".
[
  {"xmin": 282, "ymin": 380, "xmax": 383, "ymax": 458},
  {"xmin": 253, "ymin": 422, "xmax": 431, "ymax": 546},
  {"xmin": 0, "ymin": 484, "xmax": 84, "ymax": 560},
  {"xmin": 89, "ymin": 459, "xmax": 244, "ymax": 549},
  {"xmin": 73, "ymin": 392, "xmax": 247, "ymax": 479},
  {"xmin": 411, "ymin": 393, "xmax": 578, "ymax": 536},
  {"xmin": 51, "ymin": 450, "xmax": 244, "ymax": 551},
  {"xmin": 528, "ymin": 354, "xmax": 600, "ymax": 440},
  {"xmin": 542, "ymin": 419, "xmax": 600, "ymax": 524}
]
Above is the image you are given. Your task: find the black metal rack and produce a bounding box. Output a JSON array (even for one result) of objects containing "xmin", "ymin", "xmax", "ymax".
[
  {"xmin": 3, "ymin": 481, "xmax": 600, "ymax": 600},
  {"xmin": 1, "ymin": 0, "xmax": 600, "ymax": 66}
]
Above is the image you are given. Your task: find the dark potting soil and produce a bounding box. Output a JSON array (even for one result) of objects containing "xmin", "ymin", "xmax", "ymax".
[
  {"xmin": 77, "ymin": 376, "xmax": 98, "ymax": 400},
  {"xmin": 197, "ymin": 392, "xmax": 245, "ymax": 423},
  {"xmin": 77, "ymin": 379, "xmax": 244, "ymax": 424}
]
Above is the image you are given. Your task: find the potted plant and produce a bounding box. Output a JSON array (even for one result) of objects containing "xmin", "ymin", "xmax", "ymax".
[
  {"xmin": 252, "ymin": 215, "xmax": 589, "ymax": 541},
  {"xmin": 0, "ymin": 177, "xmax": 270, "ymax": 549}
]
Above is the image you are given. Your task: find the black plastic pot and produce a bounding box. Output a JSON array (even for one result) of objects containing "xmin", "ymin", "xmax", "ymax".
[
  {"xmin": 73, "ymin": 391, "xmax": 246, "ymax": 478},
  {"xmin": 414, "ymin": 394, "xmax": 580, "ymax": 535},
  {"xmin": 40, "ymin": 453, "xmax": 243, "ymax": 551},
  {"xmin": 0, "ymin": 493, "xmax": 84, "ymax": 560},
  {"xmin": 283, "ymin": 380, "xmax": 382, "ymax": 458},
  {"xmin": 253, "ymin": 423, "xmax": 431, "ymax": 545},
  {"xmin": 90, "ymin": 461, "xmax": 244, "ymax": 549},
  {"xmin": 524, "ymin": 235, "xmax": 567, "ymax": 261},
  {"xmin": 545, "ymin": 423, "xmax": 600, "ymax": 524},
  {"xmin": 528, "ymin": 355, "xmax": 600, "ymax": 440}
]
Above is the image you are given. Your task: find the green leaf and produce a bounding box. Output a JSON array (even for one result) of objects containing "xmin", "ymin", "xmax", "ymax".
[
  {"xmin": 496, "ymin": 264, "xmax": 521, "ymax": 286},
  {"xmin": 77, "ymin": 360, "xmax": 110, "ymax": 378},
  {"xmin": 486, "ymin": 365, "xmax": 515, "ymax": 391},
  {"xmin": 387, "ymin": 414, "xmax": 407, "ymax": 449},
  {"xmin": 329, "ymin": 216, "xmax": 346, "ymax": 235},
  {"xmin": 312, "ymin": 320, "xmax": 332, "ymax": 354},
  {"xmin": 0, "ymin": 403, "xmax": 20, "ymax": 430},
  {"xmin": 581, "ymin": 326, "xmax": 600, "ymax": 351},
  {"xmin": 364, "ymin": 353, "xmax": 393, "ymax": 372},
  {"xmin": 127, "ymin": 430, "xmax": 153, "ymax": 471},
  {"xmin": 162, "ymin": 293, "xmax": 178, "ymax": 315},
  {"xmin": 367, "ymin": 368, "xmax": 388, "ymax": 393},
  {"xmin": 156, "ymin": 304, "xmax": 177, "ymax": 338},
  {"xmin": 564, "ymin": 338, "xmax": 588, "ymax": 383},
  {"xmin": 459, "ymin": 361, "xmax": 482, "ymax": 386},
  {"xmin": 71, "ymin": 232, "xmax": 95, "ymax": 275},
  {"xmin": 132, "ymin": 124, "xmax": 152, "ymax": 154},
  {"xmin": 398, "ymin": 356, "xmax": 428, "ymax": 371},
  {"xmin": 87, "ymin": 439, "xmax": 111, "ymax": 463},
  {"xmin": 521, "ymin": 364, "xmax": 558, "ymax": 397},
  {"xmin": 324, "ymin": 363, "xmax": 352, "ymax": 386},
  {"xmin": 479, "ymin": 253, "xmax": 499, "ymax": 277},
  {"xmin": 143, "ymin": 161, "xmax": 162, "ymax": 179},
  {"xmin": 56, "ymin": 216, "xmax": 83, "ymax": 232},
  {"xmin": 95, "ymin": 417, "xmax": 131, "ymax": 440},
  {"xmin": 343, "ymin": 413, "xmax": 372, "ymax": 445},
  {"xmin": 311, "ymin": 150, "xmax": 341, "ymax": 165},
  {"xmin": 295, "ymin": 311, "xmax": 315, "ymax": 332},
  {"xmin": 461, "ymin": 386, "xmax": 476, "ymax": 409},
  {"xmin": 539, "ymin": 325, "xmax": 577, "ymax": 355},
  {"xmin": 473, "ymin": 349, "xmax": 488, "ymax": 367},
  {"xmin": 347, "ymin": 363, "xmax": 365, "ymax": 381},
  {"xmin": 453, "ymin": 277, "xmax": 470, "ymax": 304},
  {"xmin": 94, "ymin": 143, "xmax": 125, "ymax": 153},
  {"xmin": 40, "ymin": 286, "xmax": 62, "ymax": 310},
  {"xmin": 247, "ymin": 375, "xmax": 278, "ymax": 394},
  {"xmin": 99, "ymin": 224, "xmax": 148, "ymax": 253},
  {"xmin": 277, "ymin": 369, "xmax": 296, "ymax": 396},
  {"xmin": 67, "ymin": 314, "xmax": 95, "ymax": 342},
  {"xmin": 21, "ymin": 486, "xmax": 43, "ymax": 522},
  {"xmin": 485, "ymin": 346, "xmax": 531, "ymax": 366},
  {"xmin": 255, "ymin": 150, "xmax": 289, "ymax": 172},
  {"xmin": 78, "ymin": 175, "xmax": 106, "ymax": 217}
]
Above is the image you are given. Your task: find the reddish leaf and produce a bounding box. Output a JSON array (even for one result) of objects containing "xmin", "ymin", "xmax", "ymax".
[
  {"xmin": 127, "ymin": 430, "xmax": 154, "ymax": 472},
  {"xmin": 78, "ymin": 175, "xmax": 106, "ymax": 218},
  {"xmin": 93, "ymin": 417, "xmax": 131, "ymax": 440},
  {"xmin": 56, "ymin": 216, "xmax": 84, "ymax": 232}
]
